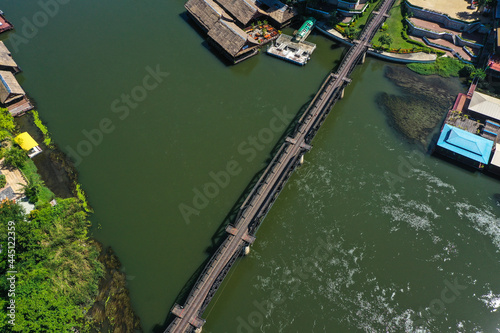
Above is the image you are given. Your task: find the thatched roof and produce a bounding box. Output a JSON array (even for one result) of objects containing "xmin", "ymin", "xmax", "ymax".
[
  {"xmin": 266, "ymin": 5, "xmax": 296, "ymax": 26},
  {"xmin": 0, "ymin": 41, "xmax": 17, "ymax": 68},
  {"xmin": 0, "ymin": 70, "xmax": 25, "ymax": 104},
  {"xmin": 208, "ymin": 20, "xmax": 253, "ymax": 56},
  {"xmin": 215, "ymin": 0, "xmax": 259, "ymax": 25},
  {"xmin": 185, "ymin": 0, "xmax": 226, "ymax": 31}
]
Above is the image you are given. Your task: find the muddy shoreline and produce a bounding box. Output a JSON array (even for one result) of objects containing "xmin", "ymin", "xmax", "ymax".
[{"xmin": 16, "ymin": 113, "xmax": 142, "ymax": 333}]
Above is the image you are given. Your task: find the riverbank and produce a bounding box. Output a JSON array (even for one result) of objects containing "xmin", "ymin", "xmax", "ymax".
[
  {"xmin": 376, "ymin": 65, "xmax": 464, "ymax": 146},
  {"xmin": 316, "ymin": 23, "xmax": 437, "ymax": 63},
  {"xmin": 16, "ymin": 111, "xmax": 143, "ymax": 332},
  {"xmin": 0, "ymin": 22, "xmax": 142, "ymax": 331}
]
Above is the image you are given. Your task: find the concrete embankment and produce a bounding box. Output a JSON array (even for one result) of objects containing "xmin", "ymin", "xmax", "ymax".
[{"xmin": 316, "ymin": 24, "xmax": 437, "ymax": 64}]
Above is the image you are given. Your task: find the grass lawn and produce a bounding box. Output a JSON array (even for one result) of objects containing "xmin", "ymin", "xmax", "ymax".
[
  {"xmin": 407, "ymin": 57, "xmax": 472, "ymax": 77},
  {"xmin": 351, "ymin": 0, "xmax": 380, "ymax": 31},
  {"xmin": 21, "ymin": 159, "xmax": 54, "ymax": 206},
  {"xmin": 372, "ymin": 0, "xmax": 416, "ymax": 49}
]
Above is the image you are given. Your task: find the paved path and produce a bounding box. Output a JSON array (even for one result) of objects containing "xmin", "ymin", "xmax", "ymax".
[{"xmin": 316, "ymin": 23, "xmax": 437, "ymax": 63}]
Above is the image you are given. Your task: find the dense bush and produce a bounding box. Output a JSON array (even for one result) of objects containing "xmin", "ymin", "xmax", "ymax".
[
  {"xmin": 3, "ymin": 147, "xmax": 27, "ymax": 170},
  {"xmin": 0, "ymin": 199, "xmax": 104, "ymax": 332}
]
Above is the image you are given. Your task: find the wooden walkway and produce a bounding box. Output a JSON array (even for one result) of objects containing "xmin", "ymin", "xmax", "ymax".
[{"xmin": 165, "ymin": 0, "xmax": 396, "ymax": 331}]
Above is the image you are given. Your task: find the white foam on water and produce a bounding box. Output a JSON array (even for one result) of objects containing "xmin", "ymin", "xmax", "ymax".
[
  {"xmin": 412, "ymin": 169, "xmax": 457, "ymax": 194},
  {"xmin": 381, "ymin": 194, "xmax": 439, "ymax": 231},
  {"xmin": 455, "ymin": 202, "xmax": 500, "ymax": 250},
  {"xmin": 480, "ymin": 290, "xmax": 500, "ymax": 313}
]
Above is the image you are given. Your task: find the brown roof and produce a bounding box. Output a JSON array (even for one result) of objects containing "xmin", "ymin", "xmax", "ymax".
[
  {"xmin": 266, "ymin": 8, "xmax": 296, "ymax": 25},
  {"xmin": 0, "ymin": 41, "xmax": 17, "ymax": 68},
  {"xmin": 266, "ymin": 6, "xmax": 296, "ymax": 25},
  {"xmin": 253, "ymin": 0, "xmax": 296, "ymax": 25},
  {"xmin": 208, "ymin": 20, "xmax": 254, "ymax": 56},
  {"xmin": 0, "ymin": 70, "xmax": 25, "ymax": 104},
  {"xmin": 185, "ymin": 0, "xmax": 225, "ymax": 31},
  {"xmin": 215, "ymin": 0, "xmax": 259, "ymax": 25}
]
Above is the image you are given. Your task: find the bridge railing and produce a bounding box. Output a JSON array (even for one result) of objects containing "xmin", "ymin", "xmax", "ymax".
[{"xmin": 166, "ymin": 0, "xmax": 397, "ymax": 331}]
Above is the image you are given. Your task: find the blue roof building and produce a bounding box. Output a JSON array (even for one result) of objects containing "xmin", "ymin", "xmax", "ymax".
[{"xmin": 437, "ymin": 124, "xmax": 494, "ymax": 167}]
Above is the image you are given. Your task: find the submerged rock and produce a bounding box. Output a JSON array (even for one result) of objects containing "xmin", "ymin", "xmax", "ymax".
[{"xmin": 377, "ymin": 66, "xmax": 464, "ymax": 147}]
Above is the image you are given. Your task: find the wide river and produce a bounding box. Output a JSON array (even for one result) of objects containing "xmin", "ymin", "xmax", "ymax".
[{"xmin": 3, "ymin": 1, "xmax": 500, "ymax": 332}]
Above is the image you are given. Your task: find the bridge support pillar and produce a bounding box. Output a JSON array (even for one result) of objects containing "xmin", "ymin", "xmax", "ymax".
[
  {"xmin": 299, "ymin": 155, "xmax": 304, "ymax": 165},
  {"xmin": 340, "ymin": 88, "xmax": 345, "ymax": 99},
  {"xmin": 361, "ymin": 52, "xmax": 366, "ymax": 64},
  {"xmin": 244, "ymin": 245, "xmax": 251, "ymax": 256}
]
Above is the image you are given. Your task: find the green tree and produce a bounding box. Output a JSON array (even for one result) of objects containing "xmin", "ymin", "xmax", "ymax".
[
  {"xmin": 329, "ymin": 10, "xmax": 338, "ymax": 26},
  {"xmin": 0, "ymin": 175, "xmax": 6, "ymax": 188},
  {"xmin": 3, "ymin": 147, "xmax": 27, "ymax": 169},
  {"xmin": 0, "ymin": 199, "xmax": 104, "ymax": 332},
  {"xmin": 378, "ymin": 33, "xmax": 393, "ymax": 47},
  {"xmin": 0, "ymin": 108, "xmax": 15, "ymax": 133},
  {"xmin": 0, "ymin": 108, "xmax": 15, "ymax": 141},
  {"xmin": 471, "ymin": 68, "xmax": 486, "ymax": 81},
  {"xmin": 22, "ymin": 179, "xmax": 42, "ymax": 204}
]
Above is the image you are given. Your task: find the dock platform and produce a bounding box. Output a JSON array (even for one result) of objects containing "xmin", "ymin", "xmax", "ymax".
[
  {"xmin": 267, "ymin": 34, "xmax": 316, "ymax": 66},
  {"xmin": 0, "ymin": 11, "xmax": 14, "ymax": 34}
]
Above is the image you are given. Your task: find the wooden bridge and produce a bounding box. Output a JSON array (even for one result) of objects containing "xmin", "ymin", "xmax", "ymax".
[{"xmin": 165, "ymin": 0, "xmax": 396, "ymax": 331}]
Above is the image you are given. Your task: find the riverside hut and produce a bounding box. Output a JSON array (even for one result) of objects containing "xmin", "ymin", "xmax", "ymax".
[
  {"xmin": 0, "ymin": 70, "xmax": 25, "ymax": 105},
  {"xmin": 208, "ymin": 20, "xmax": 259, "ymax": 63},
  {"xmin": 0, "ymin": 70, "xmax": 33, "ymax": 116},
  {"xmin": 185, "ymin": 0, "xmax": 225, "ymax": 31},
  {"xmin": 215, "ymin": 0, "xmax": 260, "ymax": 26},
  {"xmin": 254, "ymin": 0, "xmax": 296, "ymax": 28},
  {"xmin": 436, "ymin": 124, "xmax": 494, "ymax": 169},
  {"xmin": 0, "ymin": 41, "xmax": 20, "ymax": 73}
]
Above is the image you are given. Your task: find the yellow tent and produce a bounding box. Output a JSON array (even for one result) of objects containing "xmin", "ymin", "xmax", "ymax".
[{"xmin": 14, "ymin": 132, "xmax": 38, "ymax": 151}]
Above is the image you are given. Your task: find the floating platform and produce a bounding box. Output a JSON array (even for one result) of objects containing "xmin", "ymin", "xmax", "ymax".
[
  {"xmin": 266, "ymin": 34, "xmax": 316, "ymax": 66},
  {"xmin": 0, "ymin": 11, "xmax": 14, "ymax": 34}
]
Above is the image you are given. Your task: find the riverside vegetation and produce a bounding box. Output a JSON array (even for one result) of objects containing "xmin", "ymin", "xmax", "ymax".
[{"xmin": 0, "ymin": 108, "xmax": 141, "ymax": 332}]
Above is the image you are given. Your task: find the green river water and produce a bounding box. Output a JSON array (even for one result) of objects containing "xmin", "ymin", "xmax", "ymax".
[{"xmin": 2, "ymin": 0, "xmax": 500, "ymax": 332}]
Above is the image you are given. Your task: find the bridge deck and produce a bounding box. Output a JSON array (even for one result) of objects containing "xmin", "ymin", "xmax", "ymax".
[{"xmin": 165, "ymin": 0, "xmax": 396, "ymax": 331}]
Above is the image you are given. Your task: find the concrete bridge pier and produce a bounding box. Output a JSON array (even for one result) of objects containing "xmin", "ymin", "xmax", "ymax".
[
  {"xmin": 299, "ymin": 154, "xmax": 304, "ymax": 165},
  {"xmin": 361, "ymin": 52, "xmax": 366, "ymax": 64},
  {"xmin": 340, "ymin": 87, "xmax": 345, "ymax": 99},
  {"xmin": 244, "ymin": 245, "xmax": 251, "ymax": 256}
]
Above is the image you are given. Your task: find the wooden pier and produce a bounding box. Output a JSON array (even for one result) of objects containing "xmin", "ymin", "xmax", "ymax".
[
  {"xmin": 165, "ymin": 0, "xmax": 396, "ymax": 331},
  {"xmin": 0, "ymin": 11, "xmax": 14, "ymax": 34}
]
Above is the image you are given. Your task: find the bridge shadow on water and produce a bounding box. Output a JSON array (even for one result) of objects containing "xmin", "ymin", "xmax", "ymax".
[
  {"xmin": 153, "ymin": 81, "xmax": 330, "ymax": 332},
  {"xmin": 156, "ymin": 14, "xmax": 353, "ymax": 332}
]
